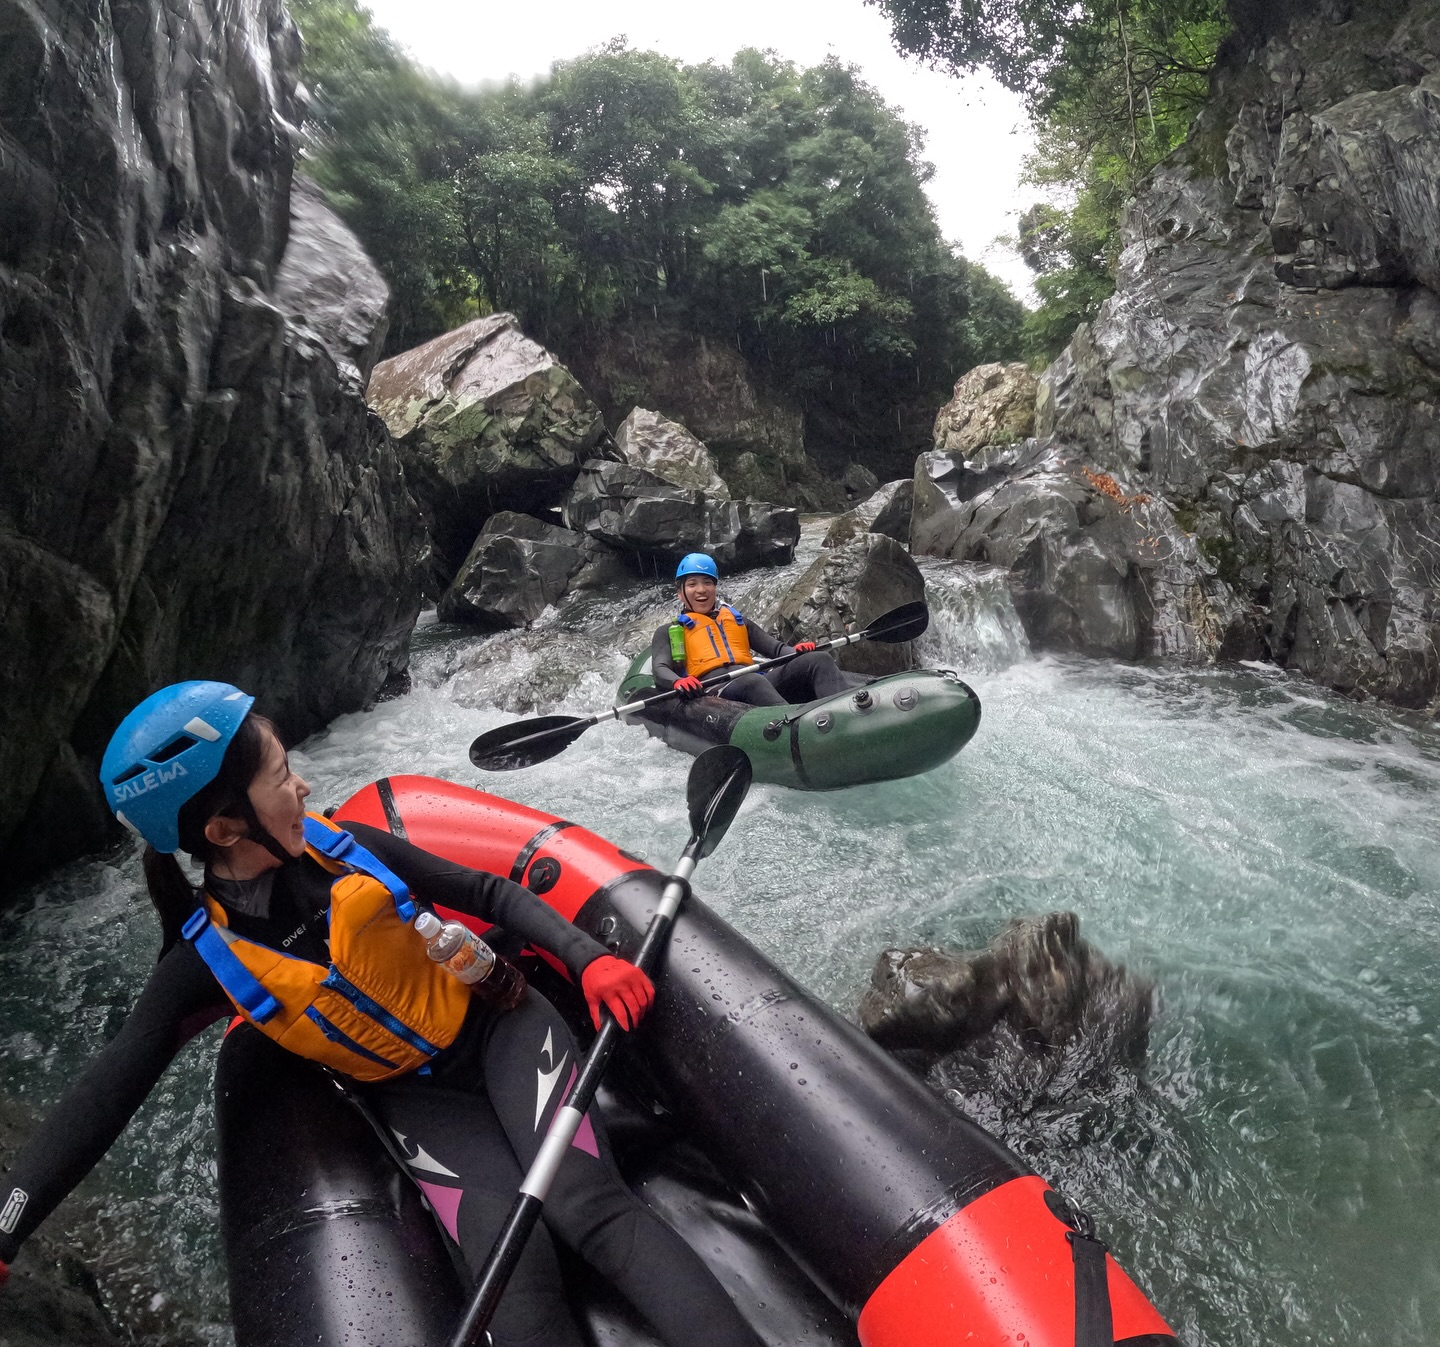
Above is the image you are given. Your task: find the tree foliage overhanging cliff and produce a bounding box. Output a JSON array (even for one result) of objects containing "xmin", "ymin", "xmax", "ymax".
[
  {"xmin": 292, "ymin": 0, "xmax": 1026, "ymax": 449},
  {"xmin": 868, "ymin": 0, "xmax": 1230, "ymax": 359}
]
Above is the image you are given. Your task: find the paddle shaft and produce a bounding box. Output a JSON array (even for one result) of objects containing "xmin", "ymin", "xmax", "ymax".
[{"xmin": 448, "ymin": 853, "xmax": 698, "ymax": 1347}]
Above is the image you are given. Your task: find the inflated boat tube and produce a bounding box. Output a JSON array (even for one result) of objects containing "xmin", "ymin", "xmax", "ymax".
[
  {"xmin": 335, "ymin": 776, "xmax": 1179, "ymax": 1347},
  {"xmin": 215, "ymin": 1022, "xmax": 463, "ymax": 1346}
]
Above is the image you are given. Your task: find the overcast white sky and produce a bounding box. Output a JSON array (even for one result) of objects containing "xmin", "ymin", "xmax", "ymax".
[{"xmin": 358, "ymin": 0, "xmax": 1038, "ymax": 302}]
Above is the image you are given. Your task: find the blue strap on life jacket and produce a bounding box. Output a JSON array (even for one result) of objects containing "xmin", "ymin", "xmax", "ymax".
[
  {"xmin": 677, "ymin": 612, "xmax": 696, "ymax": 628},
  {"xmin": 722, "ymin": 604, "xmax": 746, "ymax": 625},
  {"xmin": 182, "ymin": 909, "xmax": 282, "ymax": 1024},
  {"xmin": 302, "ymin": 817, "xmax": 417, "ymax": 923}
]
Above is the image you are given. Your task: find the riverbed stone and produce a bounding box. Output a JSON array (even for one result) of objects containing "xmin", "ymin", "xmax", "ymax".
[
  {"xmin": 0, "ymin": 0, "xmax": 423, "ymax": 884},
  {"xmin": 859, "ymin": 912, "xmax": 1153, "ymax": 1062},
  {"xmin": 765, "ymin": 534, "xmax": 924, "ymax": 675},
  {"xmin": 614, "ymin": 407, "xmax": 730, "ymax": 498},
  {"xmin": 437, "ymin": 512, "xmax": 625, "ymax": 629},
  {"xmin": 368, "ymin": 314, "xmax": 607, "ymax": 576}
]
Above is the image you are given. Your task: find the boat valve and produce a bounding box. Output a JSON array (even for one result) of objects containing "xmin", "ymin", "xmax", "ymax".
[
  {"xmin": 851, "ymin": 688, "xmax": 874, "ymax": 712},
  {"xmin": 892, "ymin": 687, "xmax": 918, "ymax": 711}
]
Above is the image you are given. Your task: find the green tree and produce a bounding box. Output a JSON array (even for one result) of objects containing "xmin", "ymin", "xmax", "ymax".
[
  {"xmin": 870, "ymin": 0, "xmax": 1229, "ymax": 360},
  {"xmin": 291, "ymin": 4, "xmax": 1027, "ymax": 466}
]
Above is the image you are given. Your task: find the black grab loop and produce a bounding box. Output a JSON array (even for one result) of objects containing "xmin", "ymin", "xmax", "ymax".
[{"xmin": 1045, "ymin": 1190, "xmax": 1115, "ymax": 1347}]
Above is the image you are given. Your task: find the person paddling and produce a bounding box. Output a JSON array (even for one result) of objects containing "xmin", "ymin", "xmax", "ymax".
[
  {"xmin": 652, "ymin": 552, "xmax": 862, "ymax": 707},
  {"xmin": 0, "ymin": 681, "xmax": 761, "ymax": 1347}
]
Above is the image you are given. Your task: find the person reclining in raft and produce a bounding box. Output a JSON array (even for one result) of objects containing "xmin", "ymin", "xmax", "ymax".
[
  {"xmin": 651, "ymin": 552, "xmax": 863, "ymax": 707},
  {"xmin": 0, "ymin": 681, "xmax": 762, "ymax": 1347}
]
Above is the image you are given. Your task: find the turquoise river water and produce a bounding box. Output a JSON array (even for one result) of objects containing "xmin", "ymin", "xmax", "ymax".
[{"xmin": 2, "ymin": 529, "xmax": 1438, "ymax": 1346}]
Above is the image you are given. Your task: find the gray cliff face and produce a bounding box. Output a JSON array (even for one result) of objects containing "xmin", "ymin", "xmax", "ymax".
[
  {"xmin": 1034, "ymin": 0, "xmax": 1440, "ymax": 706},
  {"xmin": 0, "ymin": 0, "xmax": 423, "ymax": 883}
]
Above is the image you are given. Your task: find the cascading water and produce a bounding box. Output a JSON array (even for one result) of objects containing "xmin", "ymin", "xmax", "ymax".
[{"xmin": 2, "ymin": 537, "xmax": 1438, "ymax": 1347}]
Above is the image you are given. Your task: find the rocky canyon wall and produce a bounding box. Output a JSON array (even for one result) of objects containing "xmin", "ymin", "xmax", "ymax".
[
  {"xmin": 917, "ymin": 0, "xmax": 1440, "ymax": 708},
  {"xmin": 0, "ymin": 0, "xmax": 423, "ymax": 886}
]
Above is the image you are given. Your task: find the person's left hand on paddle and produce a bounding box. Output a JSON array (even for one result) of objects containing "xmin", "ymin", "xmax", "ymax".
[
  {"xmin": 581, "ymin": 955, "xmax": 655, "ymax": 1030},
  {"xmin": 791, "ymin": 641, "xmax": 817, "ymax": 653}
]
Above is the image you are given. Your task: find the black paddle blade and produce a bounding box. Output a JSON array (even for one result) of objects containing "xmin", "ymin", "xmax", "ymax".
[
  {"xmin": 863, "ymin": 599, "xmax": 929, "ymax": 644},
  {"xmin": 469, "ymin": 715, "xmax": 589, "ymax": 772},
  {"xmin": 686, "ymin": 745, "xmax": 753, "ymax": 859}
]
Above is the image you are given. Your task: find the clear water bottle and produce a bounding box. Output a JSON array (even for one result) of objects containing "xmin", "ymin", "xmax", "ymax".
[{"xmin": 414, "ymin": 912, "xmax": 525, "ymax": 1008}]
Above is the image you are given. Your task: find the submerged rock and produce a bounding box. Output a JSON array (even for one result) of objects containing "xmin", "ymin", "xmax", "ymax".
[
  {"xmin": 932, "ymin": 362, "xmax": 1038, "ymax": 456},
  {"xmin": 368, "ymin": 315, "xmax": 606, "ymax": 576},
  {"xmin": 859, "ymin": 913, "xmax": 1154, "ymax": 1065},
  {"xmin": 561, "ymin": 460, "xmax": 798, "ymax": 571},
  {"xmin": 823, "ymin": 479, "xmax": 914, "ymax": 547},
  {"xmin": 0, "ymin": 0, "xmax": 423, "ymax": 882},
  {"xmin": 766, "ymin": 534, "xmax": 923, "ymax": 675},
  {"xmin": 1020, "ymin": 0, "xmax": 1440, "ymax": 706},
  {"xmin": 614, "ymin": 407, "xmax": 730, "ymax": 498},
  {"xmin": 437, "ymin": 512, "xmax": 626, "ymax": 630}
]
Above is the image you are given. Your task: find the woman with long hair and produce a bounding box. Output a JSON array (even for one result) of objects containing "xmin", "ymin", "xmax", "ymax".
[{"xmin": 0, "ymin": 681, "xmax": 761, "ymax": 1347}]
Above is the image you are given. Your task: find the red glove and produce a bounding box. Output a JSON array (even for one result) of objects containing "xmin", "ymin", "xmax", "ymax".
[
  {"xmin": 791, "ymin": 641, "xmax": 817, "ymax": 654},
  {"xmin": 0, "ymin": 1258, "xmax": 8, "ymax": 1289},
  {"xmin": 673, "ymin": 675, "xmax": 705, "ymax": 698},
  {"xmin": 581, "ymin": 955, "xmax": 655, "ymax": 1031}
]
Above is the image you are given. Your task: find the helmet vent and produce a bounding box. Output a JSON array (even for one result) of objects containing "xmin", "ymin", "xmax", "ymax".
[
  {"xmin": 112, "ymin": 764, "xmax": 147, "ymax": 785},
  {"xmin": 151, "ymin": 734, "xmax": 197, "ymax": 764}
]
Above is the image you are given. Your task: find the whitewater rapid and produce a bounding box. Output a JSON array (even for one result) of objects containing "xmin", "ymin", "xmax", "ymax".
[{"xmin": 2, "ymin": 530, "xmax": 1438, "ymax": 1346}]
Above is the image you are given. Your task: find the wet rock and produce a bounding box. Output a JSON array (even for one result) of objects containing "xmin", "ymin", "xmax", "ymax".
[
  {"xmin": 912, "ymin": 440, "xmax": 1262, "ymax": 662},
  {"xmin": 823, "ymin": 479, "xmax": 913, "ymax": 546},
  {"xmin": 842, "ymin": 462, "xmax": 881, "ymax": 500},
  {"xmin": 368, "ymin": 314, "xmax": 607, "ymax": 576},
  {"xmin": 273, "ymin": 176, "xmax": 389, "ymax": 387},
  {"xmin": 437, "ymin": 512, "xmax": 626, "ymax": 630},
  {"xmin": 0, "ymin": 0, "xmax": 423, "ymax": 883},
  {"xmin": 932, "ymin": 362, "xmax": 1038, "ymax": 456},
  {"xmin": 858, "ymin": 913, "xmax": 1153, "ymax": 1065},
  {"xmin": 614, "ymin": 408, "xmax": 730, "ymax": 498},
  {"xmin": 561, "ymin": 461, "xmax": 798, "ymax": 571},
  {"xmin": 764, "ymin": 534, "xmax": 924, "ymax": 675},
  {"xmin": 1025, "ymin": 0, "xmax": 1440, "ymax": 705}
]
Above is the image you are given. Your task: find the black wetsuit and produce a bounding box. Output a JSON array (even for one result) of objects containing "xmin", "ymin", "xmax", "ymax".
[
  {"xmin": 651, "ymin": 612, "xmax": 856, "ymax": 707},
  {"xmin": 0, "ymin": 824, "xmax": 760, "ymax": 1347}
]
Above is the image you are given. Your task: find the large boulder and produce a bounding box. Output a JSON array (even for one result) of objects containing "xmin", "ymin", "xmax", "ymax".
[
  {"xmin": 932, "ymin": 362, "xmax": 1039, "ymax": 457},
  {"xmin": 0, "ymin": 0, "xmax": 423, "ymax": 884},
  {"xmin": 561, "ymin": 461, "xmax": 798, "ymax": 571},
  {"xmin": 911, "ymin": 440, "xmax": 1260, "ymax": 661},
  {"xmin": 437, "ymin": 512, "xmax": 624, "ymax": 629},
  {"xmin": 764, "ymin": 534, "xmax": 925, "ymax": 675},
  {"xmin": 614, "ymin": 407, "xmax": 730, "ymax": 498},
  {"xmin": 1023, "ymin": 0, "xmax": 1440, "ymax": 705},
  {"xmin": 368, "ymin": 314, "xmax": 607, "ymax": 576},
  {"xmin": 560, "ymin": 318, "xmax": 851, "ymax": 509},
  {"xmin": 823, "ymin": 479, "xmax": 914, "ymax": 547}
]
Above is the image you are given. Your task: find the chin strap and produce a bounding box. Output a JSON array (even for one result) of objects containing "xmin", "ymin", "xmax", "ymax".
[{"xmin": 236, "ymin": 797, "xmax": 295, "ymax": 865}]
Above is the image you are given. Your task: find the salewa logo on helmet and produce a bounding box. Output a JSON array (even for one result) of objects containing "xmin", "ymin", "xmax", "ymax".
[
  {"xmin": 0, "ymin": 1185, "xmax": 27, "ymax": 1234},
  {"xmin": 113, "ymin": 760, "xmax": 189, "ymax": 801}
]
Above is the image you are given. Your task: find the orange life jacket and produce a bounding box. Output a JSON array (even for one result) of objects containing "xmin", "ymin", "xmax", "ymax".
[
  {"xmin": 183, "ymin": 814, "xmax": 472, "ymax": 1082},
  {"xmin": 677, "ymin": 604, "xmax": 754, "ymax": 679}
]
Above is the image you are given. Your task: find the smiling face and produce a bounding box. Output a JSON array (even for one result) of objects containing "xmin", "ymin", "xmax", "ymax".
[
  {"xmin": 679, "ymin": 574, "xmax": 718, "ymax": 613},
  {"xmin": 204, "ymin": 723, "xmax": 311, "ymax": 877}
]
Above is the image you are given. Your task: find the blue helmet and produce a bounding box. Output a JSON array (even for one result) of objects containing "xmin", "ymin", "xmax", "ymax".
[
  {"xmin": 675, "ymin": 552, "xmax": 719, "ymax": 581},
  {"xmin": 99, "ymin": 681, "xmax": 256, "ymax": 852}
]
